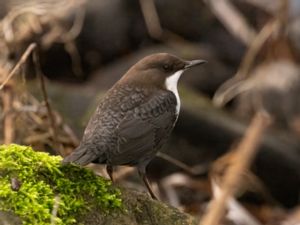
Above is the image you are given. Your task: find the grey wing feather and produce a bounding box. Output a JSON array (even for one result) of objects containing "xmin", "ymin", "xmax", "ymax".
[
  {"xmin": 117, "ymin": 115, "xmax": 155, "ymax": 152},
  {"xmin": 112, "ymin": 91, "xmax": 177, "ymax": 165},
  {"xmin": 62, "ymin": 145, "xmax": 98, "ymax": 166}
]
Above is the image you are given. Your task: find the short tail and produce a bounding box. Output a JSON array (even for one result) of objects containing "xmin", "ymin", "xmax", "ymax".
[{"xmin": 62, "ymin": 145, "xmax": 98, "ymax": 166}]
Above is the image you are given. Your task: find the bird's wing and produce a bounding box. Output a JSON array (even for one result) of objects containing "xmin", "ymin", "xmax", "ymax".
[
  {"xmin": 113, "ymin": 91, "xmax": 177, "ymax": 165},
  {"xmin": 62, "ymin": 85, "xmax": 149, "ymax": 166}
]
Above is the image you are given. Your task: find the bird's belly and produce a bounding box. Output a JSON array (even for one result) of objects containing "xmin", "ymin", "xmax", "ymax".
[{"xmin": 108, "ymin": 148, "xmax": 157, "ymax": 166}]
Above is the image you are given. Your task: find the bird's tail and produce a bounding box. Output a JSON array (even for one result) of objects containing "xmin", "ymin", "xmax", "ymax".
[{"xmin": 62, "ymin": 145, "xmax": 98, "ymax": 166}]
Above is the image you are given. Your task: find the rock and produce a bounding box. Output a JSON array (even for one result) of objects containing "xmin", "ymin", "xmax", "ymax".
[
  {"xmin": 0, "ymin": 144, "xmax": 196, "ymax": 225},
  {"xmin": 79, "ymin": 188, "xmax": 196, "ymax": 225}
]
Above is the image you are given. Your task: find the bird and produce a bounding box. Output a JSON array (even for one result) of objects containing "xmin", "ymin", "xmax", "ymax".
[{"xmin": 62, "ymin": 53, "xmax": 206, "ymax": 199}]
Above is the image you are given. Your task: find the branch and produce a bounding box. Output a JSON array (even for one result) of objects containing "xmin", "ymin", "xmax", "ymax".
[
  {"xmin": 205, "ymin": 0, "xmax": 256, "ymax": 46},
  {"xmin": 0, "ymin": 43, "xmax": 36, "ymax": 90},
  {"xmin": 2, "ymin": 86, "xmax": 14, "ymax": 144},
  {"xmin": 139, "ymin": 0, "xmax": 163, "ymax": 39},
  {"xmin": 213, "ymin": 19, "xmax": 280, "ymax": 107},
  {"xmin": 199, "ymin": 112, "xmax": 271, "ymax": 225},
  {"xmin": 32, "ymin": 47, "xmax": 63, "ymax": 155}
]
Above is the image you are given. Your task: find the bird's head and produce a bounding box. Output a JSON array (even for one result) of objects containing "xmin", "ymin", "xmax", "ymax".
[{"xmin": 121, "ymin": 53, "xmax": 206, "ymax": 89}]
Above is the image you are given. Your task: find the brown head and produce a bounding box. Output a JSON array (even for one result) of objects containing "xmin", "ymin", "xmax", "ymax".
[{"xmin": 119, "ymin": 53, "xmax": 206, "ymax": 89}]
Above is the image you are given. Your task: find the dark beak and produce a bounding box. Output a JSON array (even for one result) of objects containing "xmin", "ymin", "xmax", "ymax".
[{"xmin": 184, "ymin": 59, "xmax": 207, "ymax": 69}]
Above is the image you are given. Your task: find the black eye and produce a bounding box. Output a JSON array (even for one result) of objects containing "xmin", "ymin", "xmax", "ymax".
[{"xmin": 163, "ymin": 64, "xmax": 171, "ymax": 71}]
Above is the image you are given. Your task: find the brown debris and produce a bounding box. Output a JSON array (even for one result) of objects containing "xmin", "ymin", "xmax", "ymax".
[{"xmin": 0, "ymin": 0, "xmax": 84, "ymax": 154}]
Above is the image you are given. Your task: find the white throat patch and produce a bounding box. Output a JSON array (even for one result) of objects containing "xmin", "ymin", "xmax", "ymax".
[{"xmin": 165, "ymin": 70, "xmax": 183, "ymax": 114}]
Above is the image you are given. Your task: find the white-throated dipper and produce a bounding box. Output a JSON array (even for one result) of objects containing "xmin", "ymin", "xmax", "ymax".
[{"xmin": 63, "ymin": 53, "xmax": 206, "ymax": 199}]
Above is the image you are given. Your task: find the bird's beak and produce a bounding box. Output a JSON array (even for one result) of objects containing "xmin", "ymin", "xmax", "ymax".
[{"xmin": 184, "ymin": 59, "xmax": 207, "ymax": 69}]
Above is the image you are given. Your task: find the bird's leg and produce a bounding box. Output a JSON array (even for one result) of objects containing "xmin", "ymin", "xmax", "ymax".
[
  {"xmin": 106, "ymin": 165, "xmax": 114, "ymax": 182},
  {"xmin": 138, "ymin": 166, "xmax": 158, "ymax": 200}
]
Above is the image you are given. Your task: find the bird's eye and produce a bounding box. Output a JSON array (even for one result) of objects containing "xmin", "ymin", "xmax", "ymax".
[{"xmin": 163, "ymin": 64, "xmax": 170, "ymax": 71}]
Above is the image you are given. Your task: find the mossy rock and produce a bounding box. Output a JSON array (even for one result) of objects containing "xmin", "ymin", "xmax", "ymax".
[{"xmin": 0, "ymin": 144, "xmax": 196, "ymax": 225}]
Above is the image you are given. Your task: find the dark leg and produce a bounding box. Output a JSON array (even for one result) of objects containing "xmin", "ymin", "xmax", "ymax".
[
  {"xmin": 138, "ymin": 166, "xmax": 158, "ymax": 200},
  {"xmin": 106, "ymin": 165, "xmax": 114, "ymax": 182}
]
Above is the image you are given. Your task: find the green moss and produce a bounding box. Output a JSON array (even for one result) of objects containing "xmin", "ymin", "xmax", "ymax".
[{"xmin": 0, "ymin": 144, "xmax": 122, "ymax": 225}]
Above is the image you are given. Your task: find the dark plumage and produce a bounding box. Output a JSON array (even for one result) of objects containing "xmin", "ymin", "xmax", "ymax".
[{"xmin": 63, "ymin": 53, "xmax": 206, "ymax": 199}]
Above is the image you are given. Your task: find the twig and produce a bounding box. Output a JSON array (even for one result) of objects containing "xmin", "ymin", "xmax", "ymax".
[
  {"xmin": 64, "ymin": 41, "xmax": 83, "ymax": 76},
  {"xmin": 205, "ymin": 0, "xmax": 257, "ymax": 46},
  {"xmin": 112, "ymin": 153, "xmax": 208, "ymax": 182},
  {"xmin": 277, "ymin": 0, "xmax": 289, "ymax": 32},
  {"xmin": 213, "ymin": 19, "xmax": 280, "ymax": 107},
  {"xmin": 139, "ymin": 0, "xmax": 163, "ymax": 39},
  {"xmin": 62, "ymin": 6, "xmax": 86, "ymax": 41},
  {"xmin": 157, "ymin": 152, "xmax": 208, "ymax": 175},
  {"xmin": 211, "ymin": 182, "xmax": 262, "ymax": 225},
  {"xmin": 62, "ymin": 124, "xmax": 79, "ymax": 146},
  {"xmin": 2, "ymin": 86, "xmax": 15, "ymax": 144},
  {"xmin": 50, "ymin": 195, "xmax": 61, "ymax": 225},
  {"xmin": 243, "ymin": 0, "xmax": 281, "ymax": 13},
  {"xmin": 60, "ymin": 6, "xmax": 86, "ymax": 76},
  {"xmin": 228, "ymin": 19, "xmax": 279, "ymax": 80},
  {"xmin": 24, "ymin": 132, "xmax": 52, "ymax": 144},
  {"xmin": 138, "ymin": 0, "xmax": 210, "ymax": 57},
  {"xmin": 199, "ymin": 112, "xmax": 271, "ymax": 225},
  {"xmin": 1, "ymin": 0, "xmax": 86, "ymax": 43},
  {"xmin": 213, "ymin": 0, "xmax": 291, "ymax": 107},
  {"xmin": 33, "ymin": 46, "xmax": 63, "ymax": 155},
  {"xmin": 0, "ymin": 43, "xmax": 37, "ymax": 90}
]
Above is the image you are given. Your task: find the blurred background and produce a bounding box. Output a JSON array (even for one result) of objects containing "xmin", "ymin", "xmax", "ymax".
[{"xmin": 0, "ymin": 0, "xmax": 300, "ymax": 224}]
